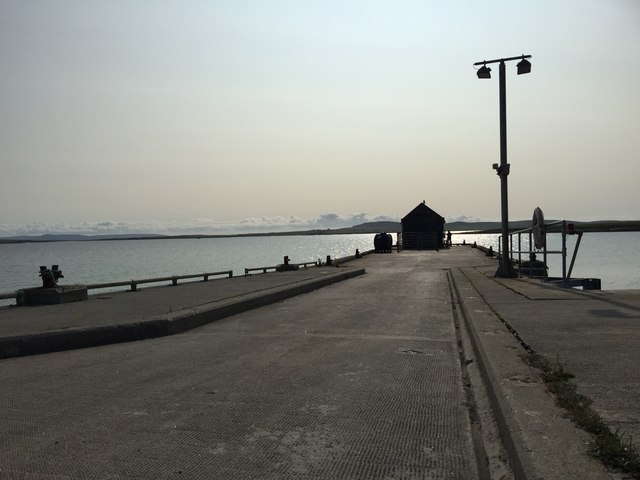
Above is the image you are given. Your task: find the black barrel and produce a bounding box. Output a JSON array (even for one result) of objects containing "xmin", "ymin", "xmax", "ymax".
[{"xmin": 374, "ymin": 233, "xmax": 393, "ymax": 253}]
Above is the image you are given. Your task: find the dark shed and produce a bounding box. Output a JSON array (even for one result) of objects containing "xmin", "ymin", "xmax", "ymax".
[{"xmin": 400, "ymin": 202, "xmax": 445, "ymax": 250}]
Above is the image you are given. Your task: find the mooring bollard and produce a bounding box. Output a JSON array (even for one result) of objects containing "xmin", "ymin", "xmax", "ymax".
[{"xmin": 39, "ymin": 265, "xmax": 64, "ymax": 288}]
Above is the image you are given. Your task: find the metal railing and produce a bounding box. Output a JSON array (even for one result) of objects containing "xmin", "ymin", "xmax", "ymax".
[
  {"xmin": 499, "ymin": 220, "xmax": 593, "ymax": 288},
  {"xmin": 331, "ymin": 249, "xmax": 374, "ymax": 264},
  {"xmin": 0, "ymin": 270, "xmax": 234, "ymax": 300},
  {"xmin": 86, "ymin": 270, "xmax": 234, "ymax": 292},
  {"xmin": 1, "ymin": 249, "xmax": 374, "ymax": 300},
  {"xmin": 244, "ymin": 261, "xmax": 318, "ymax": 276},
  {"xmin": 242, "ymin": 249, "xmax": 376, "ymax": 275}
]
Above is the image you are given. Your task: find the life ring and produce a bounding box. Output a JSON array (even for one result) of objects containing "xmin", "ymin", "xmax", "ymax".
[{"xmin": 532, "ymin": 207, "xmax": 545, "ymax": 249}]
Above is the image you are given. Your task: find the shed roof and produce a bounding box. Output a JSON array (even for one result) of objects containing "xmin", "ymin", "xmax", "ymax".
[{"xmin": 401, "ymin": 202, "xmax": 445, "ymax": 223}]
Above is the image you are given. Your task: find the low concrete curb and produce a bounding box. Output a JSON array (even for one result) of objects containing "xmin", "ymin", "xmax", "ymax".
[
  {"xmin": 0, "ymin": 268, "xmax": 365, "ymax": 359},
  {"xmin": 451, "ymin": 267, "xmax": 615, "ymax": 480},
  {"xmin": 449, "ymin": 268, "xmax": 535, "ymax": 480}
]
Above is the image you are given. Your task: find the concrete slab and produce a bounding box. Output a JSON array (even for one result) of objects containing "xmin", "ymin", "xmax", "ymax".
[
  {"xmin": 451, "ymin": 267, "xmax": 615, "ymax": 480},
  {"xmin": 1, "ymin": 246, "xmax": 637, "ymax": 479},
  {"xmin": 0, "ymin": 267, "xmax": 364, "ymax": 358},
  {"xmin": 468, "ymin": 266, "xmax": 640, "ymax": 445},
  {"xmin": 1, "ymin": 250, "xmax": 481, "ymax": 479}
]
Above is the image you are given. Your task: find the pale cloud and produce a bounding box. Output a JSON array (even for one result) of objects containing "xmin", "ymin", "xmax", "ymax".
[{"xmin": 0, "ymin": 213, "xmax": 401, "ymax": 237}]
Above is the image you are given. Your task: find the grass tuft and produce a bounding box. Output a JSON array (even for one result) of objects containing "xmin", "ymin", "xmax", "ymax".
[{"xmin": 523, "ymin": 352, "xmax": 640, "ymax": 478}]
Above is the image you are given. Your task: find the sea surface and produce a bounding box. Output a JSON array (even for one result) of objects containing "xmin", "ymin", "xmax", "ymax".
[
  {"xmin": 1, "ymin": 231, "xmax": 638, "ymax": 306},
  {"xmin": 0, "ymin": 234, "xmax": 375, "ymax": 305}
]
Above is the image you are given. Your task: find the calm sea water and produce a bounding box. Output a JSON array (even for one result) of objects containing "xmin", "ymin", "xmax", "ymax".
[
  {"xmin": 0, "ymin": 234, "xmax": 376, "ymax": 305},
  {"xmin": 1, "ymin": 232, "xmax": 638, "ymax": 306}
]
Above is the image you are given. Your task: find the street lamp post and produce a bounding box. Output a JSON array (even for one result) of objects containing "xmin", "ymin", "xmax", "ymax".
[{"xmin": 474, "ymin": 54, "xmax": 532, "ymax": 278}]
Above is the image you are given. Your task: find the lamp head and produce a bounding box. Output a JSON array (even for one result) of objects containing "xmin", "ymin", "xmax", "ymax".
[
  {"xmin": 476, "ymin": 64, "xmax": 491, "ymax": 79},
  {"xmin": 516, "ymin": 58, "xmax": 531, "ymax": 75}
]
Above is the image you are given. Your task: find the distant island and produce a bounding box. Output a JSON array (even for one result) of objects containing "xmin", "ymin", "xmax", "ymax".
[{"xmin": 2, "ymin": 219, "xmax": 639, "ymax": 244}]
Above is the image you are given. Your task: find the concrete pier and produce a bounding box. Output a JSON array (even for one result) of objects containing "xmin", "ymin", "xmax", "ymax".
[{"xmin": 1, "ymin": 247, "xmax": 638, "ymax": 479}]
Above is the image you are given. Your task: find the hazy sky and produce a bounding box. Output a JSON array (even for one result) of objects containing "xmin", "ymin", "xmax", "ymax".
[{"xmin": 1, "ymin": 0, "xmax": 639, "ymax": 235}]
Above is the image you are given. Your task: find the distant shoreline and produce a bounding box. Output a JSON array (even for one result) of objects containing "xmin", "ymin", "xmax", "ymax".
[{"xmin": 2, "ymin": 219, "xmax": 639, "ymax": 244}]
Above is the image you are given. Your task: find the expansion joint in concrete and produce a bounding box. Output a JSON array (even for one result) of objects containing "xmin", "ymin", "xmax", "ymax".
[
  {"xmin": 444, "ymin": 268, "xmax": 492, "ymax": 480},
  {"xmin": 449, "ymin": 267, "xmax": 535, "ymax": 480},
  {"xmin": 463, "ymin": 267, "xmax": 535, "ymax": 354}
]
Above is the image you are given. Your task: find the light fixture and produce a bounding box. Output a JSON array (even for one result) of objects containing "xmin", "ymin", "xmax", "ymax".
[
  {"xmin": 476, "ymin": 64, "xmax": 491, "ymax": 79},
  {"xmin": 473, "ymin": 54, "xmax": 532, "ymax": 278},
  {"xmin": 516, "ymin": 57, "xmax": 531, "ymax": 75}
]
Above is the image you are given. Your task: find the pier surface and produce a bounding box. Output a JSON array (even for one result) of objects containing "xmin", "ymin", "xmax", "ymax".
[{"xmin": 1, "ymin": 248, "xmax": 639, "ymax": 479}]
